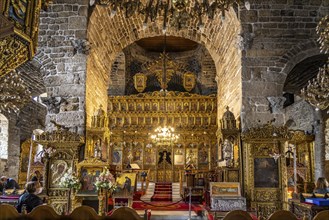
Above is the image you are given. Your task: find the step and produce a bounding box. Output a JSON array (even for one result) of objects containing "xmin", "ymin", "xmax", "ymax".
[{"xmin": 136, "ymin": 210, "xmax": 206, "ymax": 220}]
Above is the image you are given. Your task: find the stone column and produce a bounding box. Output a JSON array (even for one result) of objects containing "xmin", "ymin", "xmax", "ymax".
[{"xmin": 314, "ymin": 110, "xmax": 326, "ymax": 180}]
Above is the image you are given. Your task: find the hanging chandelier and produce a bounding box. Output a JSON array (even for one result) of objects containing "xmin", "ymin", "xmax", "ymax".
[
  {"xmin": 300, "ymin": 64, "xmax": 329, "ymax": 110},
  {"xmin": 96, "ymin": 0, "xmax": 249, "ymax": 31},
  {"xmin": 151, "ymin": 126, "xmax": 179, "ymax": 144},
  {"xmin": 148, "ymin": 33, "xmax": 180, "ymax": 145},
  {"xmin": 0, "ymin": 70, "xmax": 31, "ymax": 113},
  {"xmin": 300, "ymin": 16, "xmax": 329, "ymax": 110},
  {"xmin": 316, "ymin": 15, "xmax": 329, "ymax": 53}
]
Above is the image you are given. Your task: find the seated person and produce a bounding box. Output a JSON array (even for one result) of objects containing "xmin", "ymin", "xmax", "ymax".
[
  {"xmin": 0, "ymin": 181, "xmax": 3, "ymax": 192},
  {"xmin": 16, "ymin": 181, "xmax": 43, "ymax": 213},
  {"xmin": 313, "ymin": 177, "xmax": 329, "ymax": 194},
  {"xmin": 0, "ymin": 176, "xmax": 20, "ymax": 190}
]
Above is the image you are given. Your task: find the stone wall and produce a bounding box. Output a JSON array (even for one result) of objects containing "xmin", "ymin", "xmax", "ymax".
[
  {"xmin": 118, "ymin": 43, "xmax": 217, "ymax": 95},
  {"xmin": 215, "ymin": 14, "xmax": 242, "ymax": 120},
  {"xmin": 284, "ymin": 96, "xmax": 315, "ymax": 133},
  {"xmin": 240, "ymin": 0, "xmax": 328, "ymax": 131},
  {"xmin": 325, "ymin": 116, "xmax": 329, "ymax": 179},
  {"xmin": 0, "ymin": 101, "xmax": 47, "ymax": 179},
  {"xmin": 108, "ymin": 52, "xmax": 126, "ymax": 96},
  {"xmin": 87, "ymin": 5, "xmax": 242, "ymax": 126},
  {"xmin": 0, "ymin": 114, "xmax": 9, "ymax": 160},
  {"xmin": 35, "ymin": 0, "xmax": 89, "ymax": 133},
  {"xmin": 17, "ymin": 102, "xmax": 47, "ymax": 142}
]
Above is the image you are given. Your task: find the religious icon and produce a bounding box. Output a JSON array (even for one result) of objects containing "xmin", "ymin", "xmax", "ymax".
[
  {"xmin": 158, "ymin": 150, "xmax": 172, "ymax": 165},
  {"xmin": 50, "ymin": 160, "xmax": 68, "ymax": 187},
  {"xmin": 112, "ymin": 150, "xmax": 122, "ymax": 165},
  {"xmin": 183, "ymin": 72, "xmax": 196, "ymax": 92},
  {"xmin": 133, "ymin": 73, "xmax": 147, "ymax": 93}
]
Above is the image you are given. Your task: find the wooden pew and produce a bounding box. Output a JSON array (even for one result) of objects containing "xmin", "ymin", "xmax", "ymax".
[
  {"xmin": 28, "ymin": 204, "xmax": 60, "ymax": 220},
  {"xmin": 267, "ymin": 210, "xmax": 298, "ymax": 220},
  {"xmin": 313, "ymin": 210, "xmax": 329, "ymax": 220},
  {"xmin": 69, "ymin": 205, "xmax": 100, "ymax": 220},
  {"xmin": 106, "ymin": 207, "xmax": 143, "ymax": 220},
  {"xmin": 0, "ymin": 204, "xmax": 20, "ymax": 220},
  {"xmin": 222, "ymin": 210, "xmax": 253, "ymax": 220}
]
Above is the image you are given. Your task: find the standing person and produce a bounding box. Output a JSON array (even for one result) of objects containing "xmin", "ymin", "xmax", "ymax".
[
  {"xmin": 16, "ymin": 181, "xmax": 43, "ymax": 213},
  {"xmin": 314, "ymin": 177, "xmax": 329, "ymax": 194},
  {"xmin": 123, "ymin": 176, "xmax": 132, "ymax": 196},
  {"xmin": 31, "ymin": 170, "xmax": 43, "ymax": 187},
  {"xmin": 0, "ymin": 176, "xmax": 20, "ymax": 190}
]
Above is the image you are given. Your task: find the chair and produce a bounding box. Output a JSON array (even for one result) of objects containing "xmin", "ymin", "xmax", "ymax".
[
  {"xmin": 222, "ymin": 210, "xmax": 253, "ymax": 220},
  {"xmin": 313, "ymin": 210, "xmax": 329, "ymax": 220},
  {"xmin": 106, "ymin": 207, "xmax": 143, "ymax": 220},
  {"xmin": 69, "ymin": 206, "xmax": 99, "ymax": 220},
  {"xmin": 267, "ymin": 210, "xmax": 298, "ymax": 220},
  {"xmin": 28, "ymin": 204, "xmax": 60, "ymax": 220},
  {"xmin": 0, "ymin": 204, "xmax": 20, "ymax": 220}
]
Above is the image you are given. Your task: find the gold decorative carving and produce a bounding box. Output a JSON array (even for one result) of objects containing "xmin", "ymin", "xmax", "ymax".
[
  {"xmin": 133, "ymin": 73, "xmax": 147, "ymax": 93},
  {"xmin": 289, "ymin": 130, "xmax": 314, "ymax": 144},
  {"xmin": 108, "ymin": 91, "xmax": 217, "ymax": 182},
  {"xmin": 18, "ymin": 139, "xmax": 38, "ymax": 186},
  {"xmin": 183, "ymin": 72, "xmax": 196, "ymax": 92},
  {"xmin": 34, "ymin": 128, "xmax": 84, "ymax": 146},
  {"xmin": 242, "ymin": 123, "xmax": 292, "ymax": 141},
  {"xmin": 0, "ymin": 35, "xmax": 29, "ymax": 77},
  {"xmin": 0, "ymin": 0, "xmax": 46, "ymax": 76},
  {"xmin": 254, "ymin": 189, "xmax": 280, "ymax": 202},
  {"xmin": 147, "ymin": 53, "xmax": 179, "ymax": 90}
]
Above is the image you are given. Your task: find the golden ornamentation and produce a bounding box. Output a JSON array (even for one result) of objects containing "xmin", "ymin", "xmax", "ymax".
[
  {"xmin": 91, "ymin": 105, "xmax": 107, "ymax": 128},
  {"xmin": 242, "ymin": 123, "xmax": 292, "ymax": 141},
  {"xmin": 289, "ymin": 130, "xmax": 314, "ymax": 144},
  {"xmin": 133, "ymin": 73, "xmax": 147, "ymax": 93},
  {"xmin": 317, "ymin": 15, "xmax": 329, "ymax": 53},
  {"xmin": 34, "ymin": 128, "xmax": 84, "ymax": 146},
  {"xmin": 252, "ymin": 144, "xmax": 280, "ymax": 157},
  {"xmin": 96, "ymin": 0, "xmax": 248, "ymax": 30},
  {"xmin": 300, "ymin": 64, "xmax": 329, "ymax": 110},
  {"xmin": 0, "ymin": 0, "xmax": 46, "ymax": 76},
  {"xmin": 0, "ymin": 36, "xmax": 29, "ymax": 77},
  {"xmin": 18, "ymin": 139, "xmax": 38, "ymax": 186},
  {"xmin": 0, "ymin": 69, "xmax": 31, "ymax": 113},
  {"xmin": 254, "ymin": 203, "xmax": 280, "ymax": 220},
  {"xmin": 108, "ymin": 91, "xmax": 217, "ymax": 181},
  {"xmin": 254, "ymin": 189, "xmax": 280, "ymax": 202},
  {"xmin": 242, "ymin": 124, "xmax": 289, "ymax": 216},
  {"xmin": 183, "ymin": 72, "xmax": 196, "ymax": 92},
  {"xmin": 147, "ymin": 53, "xmax": 178, "ymax": 90}
]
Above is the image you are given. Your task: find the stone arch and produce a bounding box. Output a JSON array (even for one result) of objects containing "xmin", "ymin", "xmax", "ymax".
[
  {"xmin": 0, "ymin": 114, "xmax": 9, "ymax": 160},
  {"xmin": 279, "ymin": 39, "xmax": 321, "ymax": 92},
  {"xmin": 86, "ymin": 5, "xmax": 242, "ymax": 124}
]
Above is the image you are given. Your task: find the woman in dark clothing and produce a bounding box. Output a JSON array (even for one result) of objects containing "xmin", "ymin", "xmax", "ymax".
[{"xmin": 16, "ymin": 181, "xmax": 43, "ymax": 213}]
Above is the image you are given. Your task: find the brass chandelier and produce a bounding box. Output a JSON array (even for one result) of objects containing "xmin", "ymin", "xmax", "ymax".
[
  {"xmin": 300, "ymin": 64, "xmax": 329, "ymax": 110},
  {"xmin": 0, "ymin": 70, "xmax": 31, "ymax": 113},
  {"xmin": 316, "ymin": 15, "xmax": 329, "ymax": 53},
  {"xmin": 96, "ymin": 0, "xmax": 249, "ymax": 30},
  {"xmin": 149, "ymin": 34, "xmax": 179, "ymax": 145},
  {"xmin": 300, "ymin": 16, "xmax": 329, "ymax": 110}
]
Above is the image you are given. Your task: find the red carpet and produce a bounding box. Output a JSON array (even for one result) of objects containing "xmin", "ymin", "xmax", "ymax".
[
  {"xmin": 132, "ymin": 201, "xmax": 202, "ymax": 212},
  {"xmin": 151, "ymin": 183, "xmax": 172, "ymax": 202}
]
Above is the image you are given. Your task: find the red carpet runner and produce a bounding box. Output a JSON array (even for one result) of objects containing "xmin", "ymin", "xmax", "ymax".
[{"xmin": 151, "ymin": 183, "xmax": 172, "ymax": 202}]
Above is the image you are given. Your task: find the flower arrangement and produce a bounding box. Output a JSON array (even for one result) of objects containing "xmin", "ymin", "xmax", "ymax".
[
  {"xmin": 95, "ymin": 167, "xmax": 116, "ymax": 191},
  {"xmin": 59, "ymin": 168, "xmax": 81, "ymax": 190}
]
